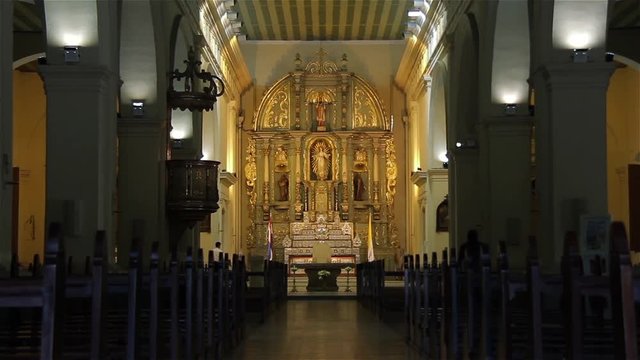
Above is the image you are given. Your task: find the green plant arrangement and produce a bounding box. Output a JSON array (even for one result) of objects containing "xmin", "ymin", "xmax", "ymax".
[{"xmin": 317, "ymin": 270, "xmax": 331, "ymax": 279}]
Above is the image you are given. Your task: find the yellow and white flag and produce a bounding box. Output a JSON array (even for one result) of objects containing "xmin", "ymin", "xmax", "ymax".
[{"xmin": 367, "ymin": 212, "xmax": 375, "ymax": 262}]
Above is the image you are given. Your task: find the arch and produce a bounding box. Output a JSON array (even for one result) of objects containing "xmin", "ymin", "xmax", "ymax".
[
  {"xmin": 13, "ymin": 53, "xmax": 45, "ymax": 70},
  {"xmin": 428, "ymin": 61, "xmax": 448, "ymax": 169},
  {"xmin": 606, "ymin": 57, "xmax": 640, "ymax": 247},
  {"xmin": 119, "ymin": 0, "xmax": 158, "ymax": 117},
  {"xmin": 491, "ymin": 0, "xmax": 530, "ymax": 108},
  {"xmin": 448, "ymin": 14, "xmax": 480, "ymax": 145},
  {"xmin": 168, "ymin": 15, "xmax": 194, "ymax": 141}
]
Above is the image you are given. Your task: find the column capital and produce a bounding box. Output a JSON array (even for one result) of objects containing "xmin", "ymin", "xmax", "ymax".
[
  {"xmin": 117, "ymin": 118, "xmax": 164, "ymax": 138},
  {"xmin": 481, "ymin": 116, "xmax": 533, "ymax": 136},
  {"xmin": 39, "ymin": 64, "xmax": 116, "ymax": 93},
  {"xmin": 534, "ymin": 62, "xmax": 617, "ymax": 89}
]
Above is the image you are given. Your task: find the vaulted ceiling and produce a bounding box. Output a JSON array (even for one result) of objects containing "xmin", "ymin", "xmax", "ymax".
[{"xmin": 234, "ymin": 0, "xmax": 414, "ymax": 41}]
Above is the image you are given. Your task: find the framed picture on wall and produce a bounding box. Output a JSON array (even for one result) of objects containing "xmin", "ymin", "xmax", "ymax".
[
  {"xmin": 200, "ymin": 214, "xmax": 212, "ymax": 233},
  {"xmin": 436, "ymin": 196, "xmax": 449, "ymax": 232},
  {"xmin": 579, "ymin": 214, "xmax": 611, "ymax": 274}
]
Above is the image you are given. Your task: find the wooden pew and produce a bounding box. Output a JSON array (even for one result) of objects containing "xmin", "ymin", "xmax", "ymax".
[{"xmin": 0, "ymin": 222, "xmax": 65, "ymax": 359}]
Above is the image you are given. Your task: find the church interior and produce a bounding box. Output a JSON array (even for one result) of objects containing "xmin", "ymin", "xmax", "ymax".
[{"xmin": 2, "ymin": 0, "xmax": 640, "ymax": 358}]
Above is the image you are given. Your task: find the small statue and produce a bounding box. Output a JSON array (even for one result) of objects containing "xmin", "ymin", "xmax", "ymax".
[{"xmin": 278, "ymin": 174, "xmax": 289, "ymax": 201}]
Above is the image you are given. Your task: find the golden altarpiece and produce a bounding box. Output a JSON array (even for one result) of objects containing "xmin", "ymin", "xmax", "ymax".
[{"xmin": 243, "ymin": 50, "xmax": 400, "ymax": 266}]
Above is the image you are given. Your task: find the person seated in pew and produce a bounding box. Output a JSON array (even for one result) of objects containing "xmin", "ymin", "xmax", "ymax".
[
  {"xmin": 458, "ymin": 229, "xmax": 489, "ymax": 270},
  {"xmin": 213, "ymin": 242, "xmax": 223, "ymax": 262},
  {"xmin": 457, "ymin": 229, "xmax": 489, "ymax": 357}
]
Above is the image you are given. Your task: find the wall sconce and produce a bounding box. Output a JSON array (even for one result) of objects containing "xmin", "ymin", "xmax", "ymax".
[
  {"xmin": 572, "ymin": 48, "xmax": 589, "ymax": 63},
  {"xmin": 504, "ymin": 103, "xmax": 517, "ymax": 115},
  {"xmin": 438, "ymin": 152, "xmax": 448, "ymax": 168},
  {"xmin": 64, "ymin": 46, "xmax": 80, "ymax": 63},
  {"xmin": 132, "ymin": 100, "xmax": 144, "ymax": 117}
]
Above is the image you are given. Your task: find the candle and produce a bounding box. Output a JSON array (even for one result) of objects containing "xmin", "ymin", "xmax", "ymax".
[
  {"xmin": 373, "ymin": 149, "xmax": 379, "ymax": 181},
  {"xmin": 296, "ymin": 147, "xmax": 301, "ymax": 181},
  {"xmin": 342, "ymin": 153, "xmax": 347, "ymax": 182}
]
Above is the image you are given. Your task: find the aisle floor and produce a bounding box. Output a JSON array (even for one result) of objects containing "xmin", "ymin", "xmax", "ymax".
[{"xmin": 227, "ymin": 300, "xmax": 420, "ymax": 360}]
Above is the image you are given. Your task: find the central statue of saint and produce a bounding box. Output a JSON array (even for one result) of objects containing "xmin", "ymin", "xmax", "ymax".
[{"xmin": 312, "ymin": 140, "xmax": 331, "ymax": 180}]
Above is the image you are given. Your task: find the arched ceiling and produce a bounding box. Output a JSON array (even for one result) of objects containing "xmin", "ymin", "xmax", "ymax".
[{"xmin": 234, "ymin": 0, "xmax": 413, "ymax": 41}]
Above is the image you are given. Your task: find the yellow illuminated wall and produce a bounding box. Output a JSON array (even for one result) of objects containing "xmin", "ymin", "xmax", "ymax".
[
  {"xmin": 607, "ymin": 65, "xmax": 640, "ymax": 234},
  {"xmin": 12, "ymin": 70, "xmax": 46, "ymax": 265}
]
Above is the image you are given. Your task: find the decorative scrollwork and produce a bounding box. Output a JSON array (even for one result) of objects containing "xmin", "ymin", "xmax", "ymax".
[
  {"xmin": 385, "ymin": 137, "xmax": 399, "ymax": 247},
  {"xmin": 385, "ymin": 138, "xmax": 397, "ymax": 206},
  {"xmin": 245, "ymin": 139, "xmax": 258, "ymax": 247},
  {"xmin": 305, "ymin": 48, "xmax": 339, "ymax": 75},
  {"xmin": 167, "ymin": 47, "xmax": 225, "ymax": 112},
  {"xmin": 264, "ymin": 88, "xmax": 289, "ymax": 128},
  {"xmin": 353, "ymin": 85, "xmax": 377, "ymax": 128}
]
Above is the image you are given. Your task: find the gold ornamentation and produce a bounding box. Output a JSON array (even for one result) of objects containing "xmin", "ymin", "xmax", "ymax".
[
  {"xmin": 264, "ymin": 88, "xmax": 289, "ymax": 128},
  {"xmin": 311, "ymin": 140, "xmax": 332, "ymax": 181},
  {"xmin": 385, "ymin": 138, "xmax": 397, "ymax": 206},
  {"xmin": 305, "ymin": 48, "xmax": 339, "ymax": 75},
  {"xmin": 353, "ymin": 147, "xmax": 368, "ymax": 172},
  {"xmin": 353, "ymin": 85, "xmax": 377, "ymax": 128},
  {"xmin": 385, "ymin": 137, "xmax": 399, "ymax": 247},
  {"xmin": 245, "ymin": 139, "xmax": 258, "ymax": 247},
  {"xmin": 274, "ymin": 146, "xmax": 289, "ymax": 172}
]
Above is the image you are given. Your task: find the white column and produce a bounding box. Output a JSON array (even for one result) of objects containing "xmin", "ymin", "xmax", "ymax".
[
  {"xmin": 449, "ymin": 147, "xmax": 482, "ymax": 251},
  {"xmin": 117, "ymin": 118, "xmax": 165, "ymax": 268},
  {"xmin": 483, "ymin": 116, "xmax": 532, "ymax": 267},
  {"xmin": 0, "ymin": 0, "xmax": 13, "ymax": 265},
  {"xmin": 532, "ymin": 62, "xmax": 615, "ymax": 269},
  {"xmin": 40, "ymin": 65, "xmax": 118, "ymax": 263}
]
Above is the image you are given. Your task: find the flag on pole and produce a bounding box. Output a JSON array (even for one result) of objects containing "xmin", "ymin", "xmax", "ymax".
[
  {"xmin": 367, "ymin": 212, "xmax": 375, "ymax": 262},
  {"xmin": 266, "ymin": 214, "xmax": 274, "ymax": 261}
]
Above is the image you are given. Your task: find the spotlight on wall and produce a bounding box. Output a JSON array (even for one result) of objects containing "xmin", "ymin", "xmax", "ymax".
[
  {"xmin": 63, "ymin": 46, "xmax": 80, "ymax": 63},
  {"xmin": 455, "ymin": 142, "xmax": 462, "ymax": 148},
  {"xmin": 132, "ymin": 100, "xmax": 144, "ymax": 117},
  {"xmin": 572, "ymin": 48, "xmax": 590, "ymax": 63},
  {"xmin": 504, "ymin": 103, "xmax": 517, "ymax": 115}
]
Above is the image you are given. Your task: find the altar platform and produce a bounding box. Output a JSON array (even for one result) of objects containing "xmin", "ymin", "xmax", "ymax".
[
  {"xmin": 287, "ymin": 274, "xmax": 356, "ymax": 299},
  {"xmin": 286, "ymin": 273, "xmax": 404, "ymax": 299}
]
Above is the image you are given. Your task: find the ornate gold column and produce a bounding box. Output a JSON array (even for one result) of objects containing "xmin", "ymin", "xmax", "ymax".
[
  {"xmin": 340, "ymin": 137, "xmax": 349, "ymax": 219},
  {"xmin": 372, "ymin": 143, "xmax": 381, "ymax": 219},
  {"xmin": 294, "ymin": 144, "xmax": 303, "ymax": 219},
  {"xmin": 244, "ymin": 139, "xmax": 258, "ymax": 248},
  {"xmin": 262, "ymin": 143, "xmax": 270, "ymax": 220}
]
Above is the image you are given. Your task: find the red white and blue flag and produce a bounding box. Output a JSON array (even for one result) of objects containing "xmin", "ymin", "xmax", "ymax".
[{"xmin": 266, "ymin": 214, "xmax": 273, "ymax": 261}]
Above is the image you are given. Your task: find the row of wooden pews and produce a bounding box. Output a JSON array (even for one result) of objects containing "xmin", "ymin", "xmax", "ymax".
[
  {"xmin": 394, "ymin": 221, "xmax": 638, "ymax": 360},
  {"xmin": 245, "ymin": 260, "xmax": 288, "ymax": 323},
  {"xmin": 0, "ymin": 222, "xmax": 260, "ymax": 359},
  {"xmin": 356, "ymin": 260, "xmax": 405, "ymax": 321}
]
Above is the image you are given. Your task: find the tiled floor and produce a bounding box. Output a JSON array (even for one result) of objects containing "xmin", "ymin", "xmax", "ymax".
[{"xmin": 228, "ymin": 300, "xmax": 420, "ymax": 360}]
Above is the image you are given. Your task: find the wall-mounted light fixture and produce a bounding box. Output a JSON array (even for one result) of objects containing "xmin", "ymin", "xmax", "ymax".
[
  {"xmin": 505, "ymin": 103, "xmax": 517, "ymax": 115},
  {"xmin": 132, "ymin": 100, "xmax": 144, "ymax": 117},
  {"xmin": 572, "ymin": 48, "xmax": 590, "ymax": 63},
  {"xmin": 64, "ymin": 46, "xmax": 80, "ymax": 63}
]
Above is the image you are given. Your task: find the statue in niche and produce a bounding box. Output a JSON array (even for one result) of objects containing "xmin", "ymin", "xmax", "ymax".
[
  {"xmin": 277, "ymin": 173, "xmax": 289, "ymax": 201},
  {"xmin": 274, "ymin": 146, "xmax": 289, "ymax": 172},
  {"xmin": 353, "ymin": 173, "xmax": 366, "ymax": 201},
  {"xmin": 312, "ymin": 141, "xmax": 331, "ymax": 180},
  {"xmin": 315, "ymin": 101, "xmax": 327, "ymax": 127},
  {"xmin": 353, "ymin": 148, "xmax": 368, "ymax": 172}
]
